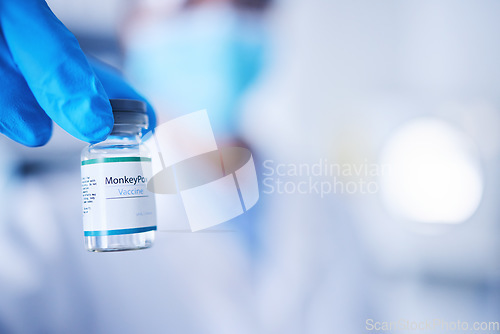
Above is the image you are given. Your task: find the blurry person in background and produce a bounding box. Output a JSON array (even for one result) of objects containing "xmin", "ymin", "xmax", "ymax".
[
  {"xmin": 122, "ymin": 0, "xmax": 270, "ymax": 139},
  {"xmin": 121, "ymin": 0, "xmax": 271, "ymax": 253}
]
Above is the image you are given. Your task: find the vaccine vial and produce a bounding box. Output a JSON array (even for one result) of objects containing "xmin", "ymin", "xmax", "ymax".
[{"xmin": 81, "ymin": 99, "xmax": 157, "ymax": 252}]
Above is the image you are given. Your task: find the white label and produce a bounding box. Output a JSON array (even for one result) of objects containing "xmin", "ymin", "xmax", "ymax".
[{"xmin": 81, "ymin": 157, "xmax": 157, "ymax": 236}]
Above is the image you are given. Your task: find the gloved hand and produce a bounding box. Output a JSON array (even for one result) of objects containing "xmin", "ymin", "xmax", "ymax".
[{"xmin": 0, "ymin": 0, "xmax": 155, "ymax": 147}]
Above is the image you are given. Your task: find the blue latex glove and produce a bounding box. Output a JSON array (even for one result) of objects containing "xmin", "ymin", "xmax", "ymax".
[{"xmin": 0, "ymin": 0, "xmax": 154, "ymax": 147}]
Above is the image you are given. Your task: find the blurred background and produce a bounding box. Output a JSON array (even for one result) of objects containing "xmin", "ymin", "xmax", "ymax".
[{"xmin": 0, "ymin": 0, "xmax": 500, "ymax": 333}]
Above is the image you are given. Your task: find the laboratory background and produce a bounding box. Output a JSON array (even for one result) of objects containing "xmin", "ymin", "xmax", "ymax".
[{"xmin": 0, "ymin": 0, "xmax": 499, "ymax": 333}]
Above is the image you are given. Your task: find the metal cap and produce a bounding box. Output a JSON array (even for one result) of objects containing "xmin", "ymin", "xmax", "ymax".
[
  {"xmin": 110, "ymin": 99, "xmax": 147, "ymax": 113},
  {"xmin": 109, "ymin": 99, "xmax": 148, "ymax": 128}
]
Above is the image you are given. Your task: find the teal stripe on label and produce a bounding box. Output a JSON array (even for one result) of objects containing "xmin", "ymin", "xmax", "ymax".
[
  {"xmin": 84, "ymin": 226, "xmax": 157, "ymax": 236},
  {"xmin": 82, "ymin": 157, "xmax": 152, "ymax": 166}
]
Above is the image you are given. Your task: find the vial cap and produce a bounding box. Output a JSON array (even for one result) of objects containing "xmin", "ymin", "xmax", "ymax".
[
  {"xmin": 109, "ymin": 99, "xmax": 148, "ymax": 128},
  {"xmin": 110, "ymin": 99, "xmax": 147, "ymax": 113}
]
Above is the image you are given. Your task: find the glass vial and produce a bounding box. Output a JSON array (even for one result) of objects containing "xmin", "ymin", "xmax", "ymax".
[{"xmin": 81, "ymin": 99, "xmax": 157, "ymax": 252}]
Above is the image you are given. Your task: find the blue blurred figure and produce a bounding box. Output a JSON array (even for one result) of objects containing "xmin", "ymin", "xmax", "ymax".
[{"xmin": 123, "ymin": 0, "xmax": 269, "ymax": 137}]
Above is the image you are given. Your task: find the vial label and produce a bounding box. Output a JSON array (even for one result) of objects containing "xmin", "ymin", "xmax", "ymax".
[{"xmin": 81, "ymin": 157, "xmax": 157, "ymax": 236}]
